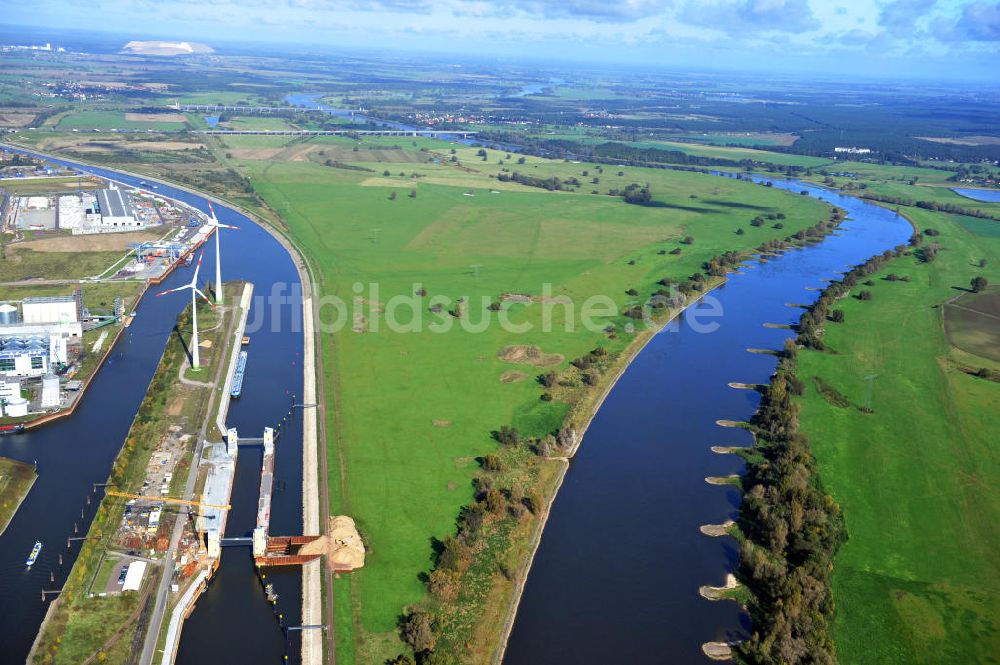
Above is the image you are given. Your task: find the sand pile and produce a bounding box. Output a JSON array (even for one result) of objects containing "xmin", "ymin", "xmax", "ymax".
[{"xmin": 300, "ymin": 516, "xmax": 366, "ymax": 570}]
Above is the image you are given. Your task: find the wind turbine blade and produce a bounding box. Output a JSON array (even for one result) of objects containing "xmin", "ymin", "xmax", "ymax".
[
  {"xmin": 192, "ymin": 250, "xmax": 204, "ymax": 284},
  {"xmin": 208, "ymin": 201, "xmax": 217, "ymax": 221},
  {"xmin": 156, "ymin": 286, "xmax": 186, "ymax": 297},
  {"xmin": 217, "ymin": 222, "xmax": 239, "ymax": 230},
  {"xmin": 194, "ymin": 288, "xmax": 215, "ymax": 307}
]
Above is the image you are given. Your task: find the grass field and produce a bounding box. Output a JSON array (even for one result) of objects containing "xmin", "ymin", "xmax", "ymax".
[
  {"xmin": 0, "ymin": 246, "xmax": 128, "ymax": 282},
  {"xmin": 229, "ymin": 135, "xmax": 833, "ymax": 661},
  {"xmin": 944, "ymin": 287, "xmax": 1000, "ymax": 361},
  {"xmin": 0, "ymin": 175, "xmax": 104, "ymax": 194},
  {"xmin": 794, "ymin": 199, "xmax": 1000, "ymax": 663},
  {"xmin": 56, "ymin": 111, "xmax": 188, "ymax": 132},
  {"xmin": 0, "ymin": 457, "xmax": 36, "ymax": 536}
]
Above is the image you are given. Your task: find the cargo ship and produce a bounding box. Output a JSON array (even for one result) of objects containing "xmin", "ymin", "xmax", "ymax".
[
  {"xmin": 0, "ymin": 424, "xmax": 25, "ymax": 436},
  {"xmin": 26, "ymin": 541, "xmax": 42, "ymax": 567},
  {"xmin": 230, "ymin": 351, "xmax": 248, "ymax": 398}
]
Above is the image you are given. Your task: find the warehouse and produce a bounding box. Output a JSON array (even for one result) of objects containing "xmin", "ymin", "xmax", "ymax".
[{"xmin": 21, "ymin": 294, "xmax": 80, "ymax": 325}]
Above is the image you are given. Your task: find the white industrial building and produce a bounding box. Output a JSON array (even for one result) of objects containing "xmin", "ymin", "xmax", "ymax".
[
  {"xmin": 0, "ymin": 379, "xmax": 21, "ymax": 401},
  {"xmin": 0, "ymin": 335, "xmax": 51, "ymax": 377},
  {"xmin": 21, "ymin": 294, "xmax": 80, "ymax": 325},
  {"xmin": 72, "ymin": 186, "xmax": 147, "ymax": 235},
  {"xmin": 40, "ymin": 373, "xmax": 60, "ymax": 408}
]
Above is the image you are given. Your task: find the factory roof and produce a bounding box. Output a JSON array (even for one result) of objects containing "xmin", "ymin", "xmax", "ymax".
[
  {"xmin": 23, "ymin": 295, "xmax": 76, "ymax": 304},
  {"xmin": 122, "ymin": 561, "xmax": 147, "ymax": 592},
  {"xmin": 96, "ymin": 188, "xmax": 133, "ymax": 219}
]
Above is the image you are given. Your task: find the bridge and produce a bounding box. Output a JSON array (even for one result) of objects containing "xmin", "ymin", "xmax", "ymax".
[{"xmin": 177, "ymin": 104, "xmax": 336, "ymax": 115}]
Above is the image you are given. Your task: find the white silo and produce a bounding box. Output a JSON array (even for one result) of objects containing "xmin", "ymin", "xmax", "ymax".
[
  {"xmin": 5, "ymin": 396, "xmax": 28, "ymax": 417},
  {"xmin": 0, "ymin": 303, "xmax": 19, "ymax": 325}
]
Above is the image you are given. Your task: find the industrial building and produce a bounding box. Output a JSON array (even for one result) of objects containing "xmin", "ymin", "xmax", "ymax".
[
  {"xmin": 40, "ymin": 373, "xmax": 60, "ymax": 408},
  {"xmin": 22, "ymin": 294, "xmax": 81, "ymax": 325},
  {"xmin": 0, "ymin": 335, "xmax": 51, "ymax": 377}
]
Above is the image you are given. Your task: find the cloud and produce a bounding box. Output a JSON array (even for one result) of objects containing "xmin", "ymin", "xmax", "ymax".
[
  {"xmin": 877, "ymin": 0, "xmax": 935, "ymax": 35},
  {"xmin": 680, "ymin": 0, "xmax": 820, "ymax": 34},
  {"xmin": 944, "ymin": 1, "xmax": 1000, "ymax": 41},
  {"xmin": 497, "ymin": 0, "xmax": 670, "ymax": 21}
]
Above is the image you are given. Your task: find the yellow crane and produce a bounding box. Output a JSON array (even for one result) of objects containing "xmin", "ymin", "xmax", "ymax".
[{"xmin": 105, "ymin": 489, "xmax": 230, "ymax": 511}]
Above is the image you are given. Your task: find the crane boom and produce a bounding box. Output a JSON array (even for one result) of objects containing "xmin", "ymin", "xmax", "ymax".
[{"xmin": 105, "ymin": 489, "xmax": 230, "ymax": 511}]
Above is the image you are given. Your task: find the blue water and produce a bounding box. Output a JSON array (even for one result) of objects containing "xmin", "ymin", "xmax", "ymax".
[
  {"xmin": 504, "ymin": 179, "xmax": 912, "ymax": 664},
  {"xmin": 952, "ymin": 187, "xmax": 1000, "ymax": 203}
]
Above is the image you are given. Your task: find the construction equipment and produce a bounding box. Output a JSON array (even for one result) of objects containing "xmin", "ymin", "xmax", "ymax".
[{"xmin": 105, "ymin": 490, "xmax": 230, "ymax": 511}]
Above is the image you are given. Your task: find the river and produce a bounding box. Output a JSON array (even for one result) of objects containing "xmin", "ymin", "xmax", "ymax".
[
  {"xmin": 503, "ymin": 178, "xmax": 912, "ymax": 663},
  {"xmin": 0, "ymin": 147, "xmax": 911, "ymax": 664},
  {"xmin": 0, "ymin": 149, "xmax": 306, "ymax": 664},
  {"xmin": 952, "ymin": 187, "xmax": 1000, "ymax": 203}
]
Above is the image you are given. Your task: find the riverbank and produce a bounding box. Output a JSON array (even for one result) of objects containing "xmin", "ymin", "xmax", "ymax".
[
  {"xmin": 789, "ymin": 199, "xmax": 1000, "ymax": 661},
  {"xmin": 0, "ymin": 456, "xmax": 37, "ymax": 536}
]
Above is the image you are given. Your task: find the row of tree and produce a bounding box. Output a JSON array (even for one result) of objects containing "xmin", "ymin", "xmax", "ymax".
[{"xmin": 859, "ymin": 192, "xmax": 998, "ymax": 220}]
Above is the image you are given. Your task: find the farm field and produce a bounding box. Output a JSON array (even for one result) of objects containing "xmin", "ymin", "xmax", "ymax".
[
  {"xmin": 55, "ymin": 111, "xmax": 188, "ymax": 132},
  {"xmin": 228, "ymin": 133, "xmax": 834, "ymax": 662},
  {"xmin": 794, "ymin": 200, "xmax": 1000, "ymax": 664}
]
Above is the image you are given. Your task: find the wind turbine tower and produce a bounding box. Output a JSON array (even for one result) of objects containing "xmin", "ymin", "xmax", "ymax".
[
  {"xmin": 209, "ymin": 203, "xmax": 239, "ymax": 305},
  {"xmin": 157, "ymin": 250, "xmax": 213, "ymax": 369}
]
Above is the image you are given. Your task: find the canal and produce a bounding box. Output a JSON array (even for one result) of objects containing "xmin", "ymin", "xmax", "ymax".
[
  {"xmin": 0, "ymin": 149, "xmax": 306, "ymax": 664},
  {"xmin": 503, "ymin": 178, "xmax": 912, "ymax": 663}
]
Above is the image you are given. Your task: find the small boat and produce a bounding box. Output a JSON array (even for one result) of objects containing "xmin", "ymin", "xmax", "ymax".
[
  {"xmin": 230, "ymin": 351, "xmax": 248, "ymax": 398},
  {"xmin": 26, "ymin": 541, "xmax": 42, "ymax": 567},
  {"xmin": 241, "ymin": 336, "xmax": 250, "ymax": 346},
  {"xmin": 0, "ymin": 424, "xmax": 25, "ymax": 436}
]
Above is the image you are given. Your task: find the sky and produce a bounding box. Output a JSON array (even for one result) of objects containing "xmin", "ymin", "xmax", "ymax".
[{"xmin": 5, "ymin": 0, "xmax": 1000, "ymax": 80}]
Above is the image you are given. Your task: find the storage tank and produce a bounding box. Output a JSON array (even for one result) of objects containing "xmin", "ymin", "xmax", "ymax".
[
  {"xmin": 5, "ymin": 396, "xmax": 28, "ymax": 417},
  {"xmin": 0, "ymin": 303, "xmax": 19, "ymax": 325}
]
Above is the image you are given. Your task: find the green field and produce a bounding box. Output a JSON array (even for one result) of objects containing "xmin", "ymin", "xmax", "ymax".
[
  {"xmin": 56, "ymin": 111, "xmax": 188, "ymax": 132},
  {"xmin": 944, "ymin": 288, "xmax": 1000, "ymax": 361},
  {"xmin": 218, "ymin": 116, "xmax": 299, "ymax": 131},
  {"xmin": 794, "ymin": 201, "xmax": 1000, "ymax": 663},
  {"xmin": 230, "ymin": 135, "xmax": 833, "ymax": 661},
  {"xmin": 0, "ymin": 457, "xmax": 36, "ymax": 536}
]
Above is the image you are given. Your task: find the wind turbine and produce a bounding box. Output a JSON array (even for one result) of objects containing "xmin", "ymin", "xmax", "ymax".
[
  {"xmin": 157, "ymin": 250, "xmax": 213, "ymax": 369},
  {"xmin": 208, "ymin": 202, "xmax": 239, "ymax": 305}
]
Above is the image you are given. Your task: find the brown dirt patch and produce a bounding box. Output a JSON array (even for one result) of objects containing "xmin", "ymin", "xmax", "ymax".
[
  {"xmin": 500, "ymin": 293, "xmax": 533, "ymax": 303},
  {"xmin": 499, "ymin": 371, "xmax": 528, "ymax": 383},
  {"xmin": 13, "ymin": 229, "xmax": 162, "ymax": 252},
  {"xmin": 0, "ymin": 113, "xmax": 35, "ymax": 127},
  {"xmin": 122, "ymin": 141, "xmax": 205, "ymax": 151},
  {"xmin": 497, "ymin": 345, "xmax": 563, "ymax": 367},
  {"xmin": 124, "ymin": 112, "xmax": 186, "ymax": 123},
  {"xmin": 166, "ymin": 396, "xmax": 185, "ymax": 417},
  {"xmin": 432, "ymin": 419, "xmax": 451, "ymax": 428},
  {"xmin": 228, "ymin": 148, "xmax": 285, "ymax": 161}
]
